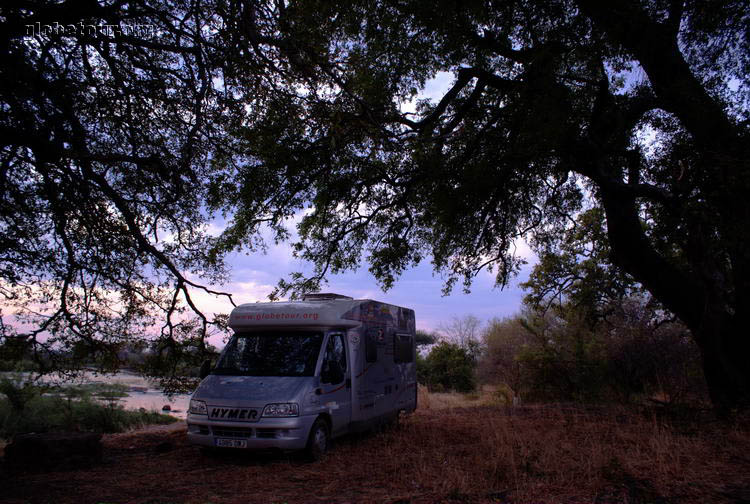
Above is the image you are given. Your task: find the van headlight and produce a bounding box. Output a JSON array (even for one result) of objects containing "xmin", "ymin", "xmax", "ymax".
[
  {"xmin": 189, "ymin": 399, "xmax": 207, "ymax": 415},
  {"xmin": 262, "ymin": 403, "xmax": 299, "ymax": 417}
]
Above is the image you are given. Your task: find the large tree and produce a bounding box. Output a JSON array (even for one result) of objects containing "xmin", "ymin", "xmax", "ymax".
[
  {"xmin": 2, "ymin": 1, "xmax": 749, "ymax": 413},
  {"xmin": 0, "ymin": 0, "xmax": 308, "ymax": 380},
  {"xmin": 212, "ymin": 0, "xmax": 749, "ymax": 413}
]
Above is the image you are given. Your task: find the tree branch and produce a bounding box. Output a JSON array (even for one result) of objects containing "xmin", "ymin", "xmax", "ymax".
[{"xmin": 578, "ymin": 0, "xmax": 739, "ymax": 153}]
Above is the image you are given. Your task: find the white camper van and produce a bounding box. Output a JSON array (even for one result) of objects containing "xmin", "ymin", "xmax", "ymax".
[{"xmin": 186, "ymin": 293, "xmax": 417, "ymax": 459}]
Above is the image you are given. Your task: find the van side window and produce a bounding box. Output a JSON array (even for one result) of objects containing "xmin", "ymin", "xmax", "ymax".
[
  {"xmin": 394, "ymin": 333, "xmax": 413, "ymax": 363},
  {"xmin": 331, "ymin": 333, "xmax": 347, "ymax": 373},
  {"xmin": 322, "ymin": 333, "xmax": 347, "ymax": 384}
]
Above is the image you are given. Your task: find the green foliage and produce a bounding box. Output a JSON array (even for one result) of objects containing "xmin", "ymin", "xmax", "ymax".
[
  {"xmin": 516, "ymin": 309, "xmax": 610, "ymax": 402},
  {"xmin": 477, "ymin": 299, "xmax": 705, "ymax": 404},
  {"xmin": 0, "ymin": 336, "xmax": 39, "ymax": 373},
  {"xmin": 0, "ymin": 360, "xmax": 38, "ymax": 373},
  {"xmin": 522, "ymin": 208, "xmax": 644, "ymax": 324},
  {"xmin": 0, "ymin": 377, "xmax": 47, "ymax": 412},
  {"xmin": 415, "ymin": 329, "xmax": 438, "ymax": 347},
  {"xmin": 416, "ymin": 351, "xmax": 430, "ymax": 386},
  {"xmin": 138, "ymin": 320, "xmax": 221, "ymax": 395},
  {"xmin": 439, "ymin": 315, "xmax": 484, "ymax": 364},
  {"xmin": 518, "ymin": 200, "xmax": 706, "ymax": 404},
  {"xmin": 0, "ymin": 383, "xmax": 176, "ymax": 439},
  {"xmin": 600, "ymin": 298, "xmax": 705, "ymax": 404},
  {"xmin": 478, "ymin": 317, "xmax": 533, "ymax": 397},
  {"xmin": 422, "ymin": 342, "xmax": 476, "ymax": 393}
]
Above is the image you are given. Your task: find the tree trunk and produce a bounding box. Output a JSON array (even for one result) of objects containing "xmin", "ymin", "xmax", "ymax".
[
  {"xmin": 693, "ymin": 314, "xmax": 750, "ymax": 417},
  {"xmin": 598, "ymin": 184, "xmax": 750, "ymax": 415},
  {"xmin": 579, "ymin": 0, "xmax": 750, "ymax": 416}
]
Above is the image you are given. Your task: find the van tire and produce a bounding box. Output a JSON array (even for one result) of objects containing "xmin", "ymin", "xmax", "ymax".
[{"xmin": 305, "ymin": 418, "xmax": 330, "ymax": 462}]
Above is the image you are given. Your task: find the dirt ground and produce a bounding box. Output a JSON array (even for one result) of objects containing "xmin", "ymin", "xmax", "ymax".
[{"xmin": 2, "ymin": 405, "xmax": 749, "ymax": 504}]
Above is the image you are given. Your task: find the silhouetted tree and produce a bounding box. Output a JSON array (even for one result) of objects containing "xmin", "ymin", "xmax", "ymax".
[
  {"xmin": 3, "ymin": 1, "xmax": 749, "ymax": 413},
  {"xmin": 215, "ymin": 0, "xmax": 749, "ymax": 413},
  {"xmin": 439, "ymin": 315, "xmax": 483, "ymax": 363},
  {"xmin": 0, "ymin": 1, "xmax": 294, "ymax": 378}
]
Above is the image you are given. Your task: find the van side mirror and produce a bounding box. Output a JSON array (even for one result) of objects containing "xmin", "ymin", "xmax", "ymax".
[{"xmin": 199, "ymin": 359, "xmax": 211, "ymax": 379}]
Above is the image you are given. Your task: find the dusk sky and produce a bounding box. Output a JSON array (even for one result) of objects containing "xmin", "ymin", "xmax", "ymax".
[{"xmin": 194, "ymin": 225, "xmax": 536, "ymax": 339}]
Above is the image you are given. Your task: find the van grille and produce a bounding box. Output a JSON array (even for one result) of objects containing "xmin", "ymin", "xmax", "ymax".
[{"xmin": 212, "ymin": 427, "xmax": 253, "ymax": 438}]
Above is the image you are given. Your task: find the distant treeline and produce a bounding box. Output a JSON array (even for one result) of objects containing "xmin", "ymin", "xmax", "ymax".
[
  {"xmin": 0, "ymin": 337, "xmax": 218, "ymax": 385},
  {"xmin": 417, "ymin": 296, "xmax": 706, "ymax": 406}
]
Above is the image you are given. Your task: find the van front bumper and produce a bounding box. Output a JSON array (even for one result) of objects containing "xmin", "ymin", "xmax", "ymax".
[{"xmin": 186, "ymin": 413, "xmax": 317, "ymax": 451}]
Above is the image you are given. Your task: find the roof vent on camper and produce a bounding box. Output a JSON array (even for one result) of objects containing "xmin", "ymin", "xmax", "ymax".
[{"xmin": 302, "ymin": 292, "xmax": 353, "ymax": 301}]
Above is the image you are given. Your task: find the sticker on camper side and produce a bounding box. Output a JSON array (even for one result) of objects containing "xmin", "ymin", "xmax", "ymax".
[{"xmin": 208, "ymin": 407, "xmax": 260, "ymax": 422}]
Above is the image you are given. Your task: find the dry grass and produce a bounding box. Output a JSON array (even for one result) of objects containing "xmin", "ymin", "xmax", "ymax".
[
  {"xmin": 417, "ymin": 384, "xmax": 499, "ymax": 410},
  {"xmin": 2, "ymin": 394, "xmax": 749, "ymax": 503}
]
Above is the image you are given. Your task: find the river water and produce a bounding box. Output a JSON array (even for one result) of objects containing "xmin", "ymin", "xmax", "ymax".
[
  {"xmin": 1, "ymin": 370, "xmax": 191, "ymax": 420},
  {"xmin": 86, "ymin": 370, "xmax": 191, "ymax": 419}
]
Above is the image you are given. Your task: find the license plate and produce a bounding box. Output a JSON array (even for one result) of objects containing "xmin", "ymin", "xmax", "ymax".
[{"xmin": 215, "ymin": 438, "xmax": 247, "ymax": 448}]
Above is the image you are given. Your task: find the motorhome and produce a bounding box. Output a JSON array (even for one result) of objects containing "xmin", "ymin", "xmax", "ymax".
[{"xmin": 186, "ymin": 293, "xmax": 417, "ymax": 459}]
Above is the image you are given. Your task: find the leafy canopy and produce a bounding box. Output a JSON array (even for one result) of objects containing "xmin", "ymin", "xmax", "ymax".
[
  {"xmin": 2, "ymin": 0, "xmax": 749, "ymax": 410},
  {"xmin": 208, "ymin": 0, "xmax": 749, "ymax": 411},
  {"xmin": 0, "ymin": 0, "xmax": 321, "ymax": 377}
]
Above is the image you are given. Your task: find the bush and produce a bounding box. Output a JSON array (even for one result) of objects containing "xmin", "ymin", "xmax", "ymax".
[
  {"xmin": 479, "ymin": 317, "xmax": 534, "ymax": 400},
  {"xmin": 422, "ymin": 342, "xmax": 476, "ymax": 393},
  {"xmin": 0, "ymin": 383, "xmax": 176, "ymax": 439},
  {"xmin": 477, "ymin": 299, "xmax": 706, "ymax": 405},
  {"xmin": 603, "ymin": 301, "xmax": 706, "ymax": 404},
  {"xmin": 0, "ymin": 377, "xmax": 46, "ymax": 412},
  {"xmin": 517, "ymin": 312, "xmax": 610, "ymax": 403},
  {"xmin": 416, "ymin": 352, "xmax": 431, "ymax": 386}
]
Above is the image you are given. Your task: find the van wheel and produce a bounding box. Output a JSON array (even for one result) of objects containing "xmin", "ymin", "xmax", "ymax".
[{"xmin": 305, "ymin": 418, "xmax": 330, "ymax": 462}]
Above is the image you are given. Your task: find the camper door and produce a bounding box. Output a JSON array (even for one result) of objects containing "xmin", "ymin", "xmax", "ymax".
[{"xmin": 319, "ymin": 331, "xmax": 352, "ymax": 434}]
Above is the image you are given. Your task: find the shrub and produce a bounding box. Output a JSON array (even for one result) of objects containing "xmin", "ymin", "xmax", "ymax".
[
  {"xmin": 477, "ymin": 299, "xmax": 706, "ymax": 405},
  {"xmin": 423, "ymin": 342, "xmax": 476, "ymax": 393},
  {"xmin": 0, "ymin": 377, "xmax": 46, "ymax": 412},
  {"xmin": 416, "ymin": 352, "xmax": 431, "ymax": 386},
  {"xmin": 0, "ymin": 384, "xmax": 176, "ymax": 439},
  {"xmin": 479, "ymin": 316, "xmax": 534, "ymax": 401}
]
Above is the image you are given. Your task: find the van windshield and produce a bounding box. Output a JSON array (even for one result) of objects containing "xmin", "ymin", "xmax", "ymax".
[{"xmin": 212, "ymin": 331, "xmax": 323, "ymax": 377}]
